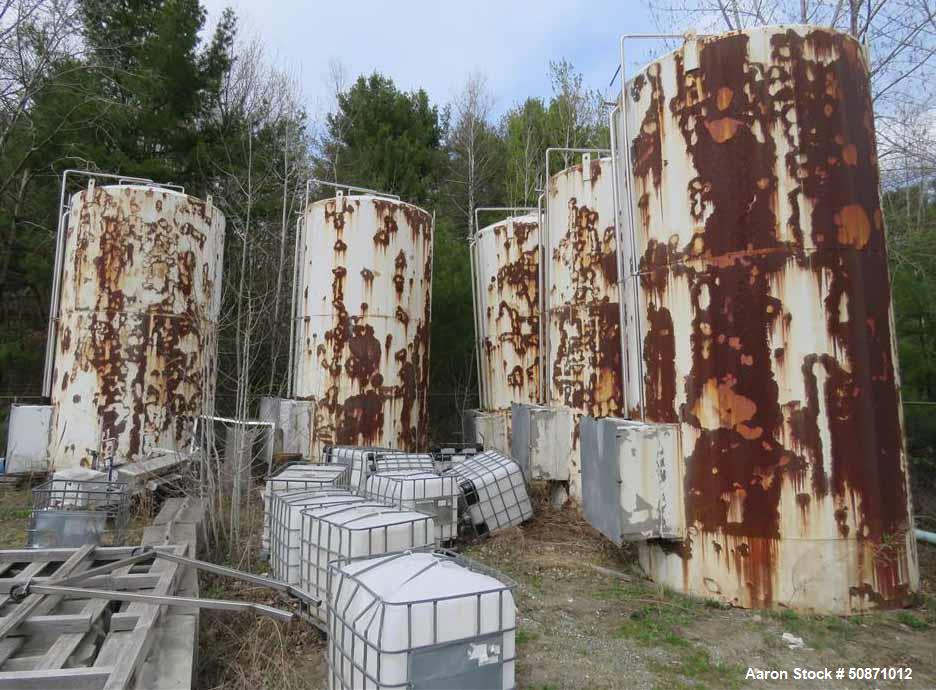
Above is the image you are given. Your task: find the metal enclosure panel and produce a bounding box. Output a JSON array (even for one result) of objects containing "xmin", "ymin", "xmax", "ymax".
[
  {"xmin": 530, "ymin": 407, "xmax": 574, "ymax": 482},
  {"xmin": 580, "ymin": 416, "xmax": 623, "ymax": 544},
  {"xmin": 259, "ymin": 397, "xmax": 315, "ymax": 459},
  {"xmin": 472, "ymin": 216, "xmax": 540, "ymax": 409},
  {"xmin": 409, "ymin": 633, "xmax": 504, "ymax": 690},
  {"xmin": 509, "ymin": 403, "xmax": 532, "ymax": 481},
  {"xmin": 5, "ymin": 404, "xmax": 52, "ymax": 473},
  {"xmin": 294, "ymin": 196, "xmax": 432, "ymax": 458},
  {"xmin": 545, "ymin": 158, "xmax": 623, "ymax": 419},
  {"xmin": 511, "ymin": 403, "xmax": 574, "ymax": 483},
  {"xmin": 463, "ymin": 409, "xmax": 510, "ymax": 456},
  {"xmin": 48, "ymin": 185, "xmax": 224, "ymax": 470},
  {"xmin": 615, "ymin": 420, "xmax": 684, "ymax": 541},
  {"xmin": 621, "ymin": 26, "xmax": 917, "ymax": 612}
]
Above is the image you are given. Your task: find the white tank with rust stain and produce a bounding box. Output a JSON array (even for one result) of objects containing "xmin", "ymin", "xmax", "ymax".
[
  {"xmin": 472, "ymin": 215, "xmax": 541, "ymax": 410},
  {"xmin": 48, "ymin": 185, "xmax": 224, "ymax": 470},
  {"xmin": 293, "ymin": 195, "xmax": 433, "ymax": 458},
  {"xmin": 540, "ymin": 156, "xmax": 623, "ymax": 500},
  {"xmin": 619, "ymin": 25, "xmax": 918, "ymax": 612}
]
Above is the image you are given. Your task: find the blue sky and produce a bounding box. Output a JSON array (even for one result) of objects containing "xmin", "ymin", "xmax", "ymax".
[{"xmin": 201, "ymin": 0, "xmax": 663, "ymax": 119}]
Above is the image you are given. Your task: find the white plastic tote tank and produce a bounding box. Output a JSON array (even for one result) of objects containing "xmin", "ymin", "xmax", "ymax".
[
  {"xmin": 262, "ymin": 464, "xmax": 349, "ymax": 553},
  {"xmin": 363, "ymin": 470, "xmax": 459, "ymax": 543},
  {"xmin": 327, "ymin": 551, "xmax": 516, "ymax": 690},
  {"xmin": 299, "ymin": 503, "xmax": 434, "ymax": 619},
  {"xmin": 330, "ymin": 446, "xmax": 435, "ymax": 493},
  {"xmin": 447, "ymin": 451, "xmax": 532, "ymax": 537},
  {"xmin": 269, "ymin": 490, "xmax": 365, "ymax": 583}
]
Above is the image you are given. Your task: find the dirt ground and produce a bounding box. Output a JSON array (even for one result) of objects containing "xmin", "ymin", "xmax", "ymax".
[
  {"xmin": 1, "ymin": 482, "xmax": 934, "ymax": 689},
  {"xmin": 466, "ymin": 504, "xmax": 936, "ymax": 690}
]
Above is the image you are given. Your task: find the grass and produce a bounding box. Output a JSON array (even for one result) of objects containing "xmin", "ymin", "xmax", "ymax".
[
  {"xmin": 651, "ymin": 649, "xmax": 745, "ymax": 690},
  {"xmin": 896, "ymin": 611, "xmax": 928, "ymax": 630},
  {"xmin": 196, "ymin": 489, "xmax": 327, "ymax": 690},
  {"xmin": 0, "ymin": 484, "xmax": 33, "ymax": 547},
  {"xmin": 615, "ymin": 605, "xmax": 692, "ymax": 648},
  {"xmin": 516, "ymin": 627, "xmax": 540, "ymax": 645}
]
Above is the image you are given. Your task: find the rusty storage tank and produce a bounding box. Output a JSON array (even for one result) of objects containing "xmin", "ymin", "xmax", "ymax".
[
  {"xmin": 620, "ymin": 25, "xmax": 918, "ymax": 612},
  {"xmin": 293, "ymin": 194, "xmax": 433, "ymax": 457},
  {"xmin": 542, "ymin": 155, "xmax": 624, "ymax": 497},
  {"xmin": 48, "ymin": 184, "xmax": 225, "ymax": 470},
  {"xmin": 469, "ymin": 214, "xmax": 541, "ymax": 453}
]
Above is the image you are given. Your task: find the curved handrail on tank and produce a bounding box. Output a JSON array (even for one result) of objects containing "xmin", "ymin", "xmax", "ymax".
[
  {"xmin": 541, "ymin": 147, "xmax": 611, "ymax": 407},
  {"xmin": 536, "ymin": 193, "xmax": 546, "ymax": 404},
  {"xmin": 468, "ymin": 234, "xmax": 485, "ymax": 410},
  {"xmin": 607, "ymin": 104, "xmax": 635, "ymax": 421},
  {"xmin": 286, "ymin": 214, "xmax": 304, "ymax": 399},
  {"xmin": 306, "ymin": 178, "xmax": 401, "ymax": 201},
  {"xmin": 42, "ymin": 170, "xmax": 186, "ymax": 398},
  {"xmin": 614, "ymin": 33, "xmax": 707, "ymax": 421},
  {"xmin": 472, "ymin": 207, "xmax": 536, "ymax": 240}
]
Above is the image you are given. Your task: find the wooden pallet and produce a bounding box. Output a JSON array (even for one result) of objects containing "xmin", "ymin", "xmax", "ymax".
[{"xmin": 0, "ymin": 497, "xmax": 204, "ymax": 690}]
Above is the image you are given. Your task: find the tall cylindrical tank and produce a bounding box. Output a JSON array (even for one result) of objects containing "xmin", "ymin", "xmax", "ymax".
[
  {"xmin": 620, "ymin": 25, "xmax": 918, "ymax": 612},
  {"xmin": 472, "ymin": 215, "xmax": 541, "ymax": 410},
  {"xmin": 293, "ymin": 195, "xmax": 432, "ymax": 456},
  {"xmin": 49, "ymin": 184, "xmax": 225, "ymax": 469},
  {"xmin": 546, "ymin": 157, "xmax": 623, "ymax": 417}
]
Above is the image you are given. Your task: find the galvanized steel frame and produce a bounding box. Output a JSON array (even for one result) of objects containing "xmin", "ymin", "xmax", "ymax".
[
  {"xmin": 363, "ymin": 471, "xmax": 460, "ymax": 543},
  {"xmin": 325, "ymin": 549, "xmax": 516, "ymax": 690},
  {"xmin": 299, "ymin": 503, "xmax": 434, "ymax": 617},
  {"xmin": 446, "ymin": 451, "xmax": 532, "ymax": 536},
  {"xmin": 268, "ymin": 489, "xmax": 360, "ymax": 582}
]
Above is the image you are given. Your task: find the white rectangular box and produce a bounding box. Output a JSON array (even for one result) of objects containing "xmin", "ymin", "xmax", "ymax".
[
  {"xmin": 510, "ymin": 403, "xmax": 574, "ymax": 482},
  {"xmin": 262, "ymin": 464, "xmax": 349, "ymax": 553},
  {"xmin": 259, "ymin": 397, "xmax": 315, "ymax": 459},
  {"xmin": 269, "ymin": 489, "xmax": 364, "ymax": 583},
  {"xmin": 447, "ymin": 451, "xmax": 532, "ymax": 537},
  {"xmin": 580, "ymin": 416, "xmax": 685, "ymax": 543},
  {"xmin": 5, "ymin": 404, "xmax": 52, "ymax": 474}
]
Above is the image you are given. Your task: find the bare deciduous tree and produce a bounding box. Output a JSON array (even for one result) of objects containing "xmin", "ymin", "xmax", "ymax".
[
  {"xmin": 446, "ymin": 72, "xmax": 499, "ymax": 237},
  {"xmin": 201, "ymin": 33, "xmax": 309, "ymax": 544},
  {"xmin": 548, "ymin": 59, "xmax": 607, "ymax": 168},
  {"xmin": 503, "ymin": 99, "xmax": 546, "ymax": 207},
  {"xmin": 647, "ymin": 0, "xmax": 936, "ymax": 182}
]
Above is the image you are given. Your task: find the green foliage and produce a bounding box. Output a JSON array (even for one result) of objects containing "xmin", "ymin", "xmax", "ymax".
[
  {"xmin": 885, "ymin": 184, "xmax": 936, "ymax": 463},
  {"xmin": 896, "ymin": 611, "xmax": 928, "ymax": 630},
  {"xmin": 76, "ymin": 0, "xmax": 231, "ymax": 186},
  {"xmin": 503, "ymin": 98, "xmax": 548, "ymax": 206},
  {"xmin": 321, "ymin": 73, "xmax": 443, "ymax": 206},
  {"xmin": 428, "ymin": 216, "xmax": 477, "ymax": 440}
]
